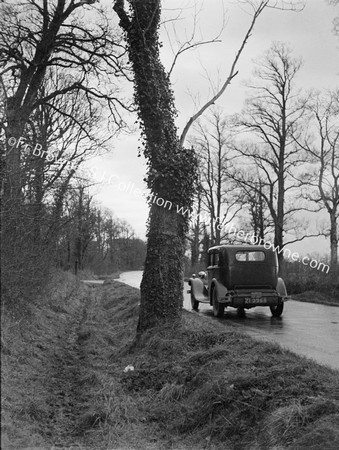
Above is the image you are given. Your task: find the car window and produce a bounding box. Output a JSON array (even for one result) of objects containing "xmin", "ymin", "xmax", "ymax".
[
  {"xmin": 235, "ymin": 251, "xmax": 265, "ymax": 262},
  {"xmin": 208, "ymin": 251, "xmax": 220, "ymax": 266}
]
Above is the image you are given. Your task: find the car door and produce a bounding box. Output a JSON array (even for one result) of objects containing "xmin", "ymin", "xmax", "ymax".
[{"xmin": 207, "ymin": 249, "xmax": 221, "ymax": 288}]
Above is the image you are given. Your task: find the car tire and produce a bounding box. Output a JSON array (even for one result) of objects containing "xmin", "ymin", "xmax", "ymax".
[
  {"xmin": 212, "ymin": 288, "xmax": 224, "ymax": 318},
  {"xmin": 270, "ymin": 303, "xmax": 284, "ymax": 317},
  {"xmin": 237, "ymin": 307, "xmax": 246, "ymax": 317},
  {"xmin": 191, "ymin": 296, "xmax": 199, "ymax": 311}
]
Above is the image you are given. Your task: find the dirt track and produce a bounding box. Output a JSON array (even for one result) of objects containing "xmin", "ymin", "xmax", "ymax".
[{"xmin": 44, "ymin": 294, "xmax": 92, "ymax": 448}]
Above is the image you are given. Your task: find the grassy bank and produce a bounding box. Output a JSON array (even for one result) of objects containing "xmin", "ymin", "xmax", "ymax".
[
  {"xmin": 1, "ymin": 270, "xmax": 92, "ymax": 449},
  {"xmin": 292, "ymin": 290, "xmax": 339, "ymax": 306},
  {"xmin": 97, "ymin": 283, "xmax": 339, "ymax": 450},
  {"xmin": 2, "ymin": 275, "xmax": 339, "ymax": 449}
]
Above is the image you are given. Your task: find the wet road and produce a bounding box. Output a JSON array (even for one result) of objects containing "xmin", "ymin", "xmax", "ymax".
[
  {"xmin": 118, "ymin": 271, "xmax": 144, "ymax": 289},
  {"xmin": 115, "ymin": 271, "xmax": 339, "ymax": 371}
]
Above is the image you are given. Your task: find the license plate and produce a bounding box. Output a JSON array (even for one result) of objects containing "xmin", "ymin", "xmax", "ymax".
[{"xmin": 244, "ymin": 297, "xmax": 267, "ymax": 304}]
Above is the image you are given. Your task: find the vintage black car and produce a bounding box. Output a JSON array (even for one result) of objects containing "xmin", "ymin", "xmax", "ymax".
[{"xmin": 188, "ymin": 245, "xmax": 290, "ymax": 318}]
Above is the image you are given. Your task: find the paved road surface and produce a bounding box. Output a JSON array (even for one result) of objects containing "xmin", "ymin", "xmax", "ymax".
[{"xmin": 113, "ymin": 271, "xmax": 339, "ymax": 371}]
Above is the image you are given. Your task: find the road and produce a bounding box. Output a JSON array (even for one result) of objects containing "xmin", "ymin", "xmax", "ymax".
[{"xmin": 113, "ymin": 271, "xmax": 339, "ymax": 371}]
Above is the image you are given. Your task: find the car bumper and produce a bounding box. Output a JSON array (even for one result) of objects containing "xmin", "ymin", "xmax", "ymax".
[{"xmin": 219, "ymin": 292, "xmax": 291, "ymax": 308}]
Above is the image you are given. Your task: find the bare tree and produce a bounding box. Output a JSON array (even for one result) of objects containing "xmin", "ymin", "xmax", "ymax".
[
  {"xmin": 72, "ymin": 186, "xmax": 96, "ymax": 272},
  {"xmin": 232, "ymin": 42, "xmax": 310, "ymax": 263},
  {"xmin": 0, "ymin": 0, "xmax": 129, "ymax": 202},
  {"xmin": 187, "ymin": 184, "xmax": 205, "ymax": 268},
  {"xmin": 296, "ymin": 89, "xmax": 339, "ymax": 273},
  {"xmin": 237, "ymin": 178, "xmax": 269, "ymax": 241},
  {"xmin": 193, "ymin": 109, "xmax": 242, "ymax": 245},
  {"xmin": 19, "ymin": 70, "xmax": 109, "ymax": 242},
  {"xmin": 0, "ymin": 0, "xmax": 130, "ymax": 305},
  {"xmin": 54, "ymin": 198, "xmax": 145, "ymax": 273}
]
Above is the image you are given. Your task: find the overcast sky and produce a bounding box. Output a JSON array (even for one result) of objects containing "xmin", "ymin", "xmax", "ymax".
[{"xmin": 86, "ymin": 0, "xmax": 338, "ymax": 259}]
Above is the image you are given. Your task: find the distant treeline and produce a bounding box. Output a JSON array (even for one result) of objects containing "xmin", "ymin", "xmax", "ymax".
[{"xmin": 54, "ymin": 188, "xmax": 146, "ymax": 274}]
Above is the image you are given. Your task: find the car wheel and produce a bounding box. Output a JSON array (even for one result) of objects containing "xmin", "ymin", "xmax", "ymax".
[
  {"xmin": 237, "ymin": 307, "xmax": 246, "ymax": 317},
  {"xmin": 212, "ymin": 288, "xmax": 224, "ymax": 318},
  {"xmin": 270, "ymin": 303, "xmax": 284, "ymax": 317},
  {"xmin": 191, "ymin": 295, "xmax": 199, "ymax": 311}
]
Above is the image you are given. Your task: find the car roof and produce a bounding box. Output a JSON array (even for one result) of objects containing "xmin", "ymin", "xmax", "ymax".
[{"xmin": 208, "ymin": 245, "xmax": 269, "ymax": 252}]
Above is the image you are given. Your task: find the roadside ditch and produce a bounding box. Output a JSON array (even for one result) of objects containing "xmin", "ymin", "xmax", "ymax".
[{"xmin": 2, "ymin": 273, "xmax": 339, "ymax": 450}]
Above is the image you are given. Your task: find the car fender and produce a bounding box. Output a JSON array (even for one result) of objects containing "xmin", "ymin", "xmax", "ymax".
[
  {"xmin": 189, "ymin": 278, "xmax": 208, "ymax": 302},
  {"xmin": 210, "ymin": 279, "xmax": 228, "ymax": 305},
  {"xmin": 276, "ymin": 277, "xmax": 290, "ymax": 301}
]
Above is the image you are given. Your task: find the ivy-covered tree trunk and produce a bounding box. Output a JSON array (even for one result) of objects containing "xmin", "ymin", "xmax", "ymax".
[{"xmin": 114, "ymin": 0, "xmax": 197, "ymax": 331}]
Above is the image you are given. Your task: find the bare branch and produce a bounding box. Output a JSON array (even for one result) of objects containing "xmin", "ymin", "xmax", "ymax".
[
  {"xmin": 168, "ymin": 38, "xmax": 222, "ymax": 77},
  {"xmin": 179, "ymin": 1, "xmax": 269, "ymax": 146}
]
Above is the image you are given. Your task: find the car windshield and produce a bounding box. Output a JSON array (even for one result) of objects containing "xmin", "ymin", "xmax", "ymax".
[{"xmin": 235, "ymin": 251, "xmax": 265, "ymax": 262}]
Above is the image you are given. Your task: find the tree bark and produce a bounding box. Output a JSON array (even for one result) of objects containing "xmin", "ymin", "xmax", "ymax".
[
  {"xmin": 5, "ymin": 99, "xmax": 25, "ymax": 201},
  {"xmin": 138, "ymin": 206, "xmax": 187, "ymax": 330},
  {"xmin": 190, "ymin": 194, "xmax": 202, "ymax": 267},
  {"xmin": 114, "ymin": 0, "xmax": 197, "ymax": 331},
  {"xmin": 276, "ymin": 166, "xmax": 285, "ymax": 267},
  {"xmin": 330, "ymin": 212, "xmax": 338, "ymax": 273}
]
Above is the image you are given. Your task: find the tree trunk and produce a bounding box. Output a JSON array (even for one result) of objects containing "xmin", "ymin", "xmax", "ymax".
[
  {"xmin": 275, "ymin": 171, "xmax": 285, "ymax": 272},
  {"xmin": 258, "ymin": 192, "xmax": 265, "ymax": 241},
  {"xmin": 275, "ymin": 205, "xmax": 284, "ymax": 271},
  {"xmin": 201, "ymin": 228, "xmax": 210, "ymax": 266},
  {"xmin": 4, "ymin": 99, "xmax": 25, "ymax": 201},
  {"xmin": 215, "ymin": 132, "xmax": 222, "ymax": 246},
  {"xmin": 191, "ymin": 226, "xmax": 200, "ymax": 267},
  {"xmin": 254, "ymin": 183, "xmax": 265, "ymax": 241},
  {"xmin": 139, "ymin": 206, "xmax": 186, "ymax": 330},
  {"xmin": 276, "ymin": 146, "xmax": 285, "ymax": 268},
  {"xmin": 191, "ymin": 194, "xmax": 202, "ymax": 267},
  {"xmin": 67, "ymin": 240, "xmax": 71, "ymax": 270},
  {"xmin": 114, "ymin": 0, "xmax": 197, "ymax": 332},
  {"xmin": 330, "ymin": 211, "xmax": 338, "ymax": 274}
]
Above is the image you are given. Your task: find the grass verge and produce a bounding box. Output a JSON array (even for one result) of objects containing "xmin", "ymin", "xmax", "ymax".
[
  {"xmin": 2, "ymin": 276, "xmax": 339, "ymax": 450},
  {"xmin": 1, "ymin": 270, "xmax": 91, "ymax": 449},
  {"xmin": 292, "ymin": 290, "xmax": 339, "ymax": 307},
  {"xmin": 80, "ymin": 281, "xmax": 339, "ymax": 450}
]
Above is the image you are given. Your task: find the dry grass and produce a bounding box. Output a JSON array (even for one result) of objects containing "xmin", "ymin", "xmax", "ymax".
[
  {"xmin": 1, "ymin": 270, "xmax": 89, "ymax": 449},
  {"xmin": 97, "ymin": 284, "xmax": 339, "ymax": 450},
  {"xmin": 2, "ymin": 276, "xmax": 339, "ymax": 450}
]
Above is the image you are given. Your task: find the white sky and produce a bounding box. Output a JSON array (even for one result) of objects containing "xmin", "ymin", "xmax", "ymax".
[{"xmin": 86, "ymin": 0, "xmax": 338, "ymax": 259}]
